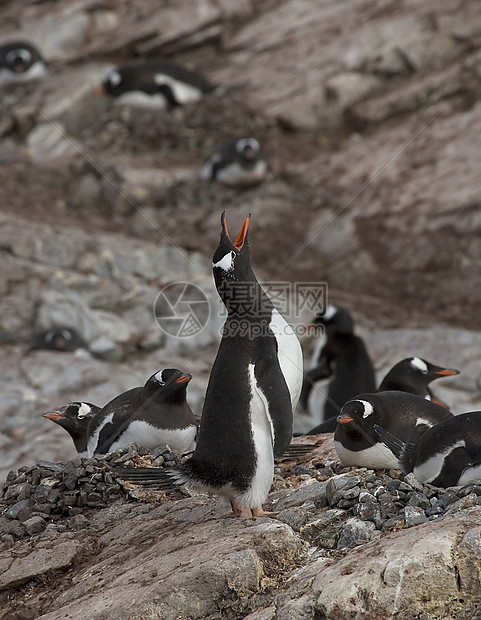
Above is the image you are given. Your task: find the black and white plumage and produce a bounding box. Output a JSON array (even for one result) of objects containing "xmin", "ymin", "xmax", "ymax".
[
  {"xmin": 200, "ymin": 138, "xmax": 268, "ymax": 187},
  {"xmin": 378, "ymin": 356, "xmax": 459, "ymax": 407},
  {"xmin": 0, "ymin": 41, "xmax": 48, "ymax": 87},
  {"xmin": 374, "ymin": 411, "xmax": 481, "ymax": 487},
  {"xmin": 334, "ymin": 391, "xmax": 454, "ymax": 469},
  {"xmin": 87, "ymin": 369, "xmax": 197, "ymax": 457},
  {"xmin": 97, "ymin": 60, "xmax": 215, "ymax": 109},
  {"xmin": 31, "ymin": 328, "xmax": 88, "ymax": 353},
  {"xmin": 43, "ymin": 402, "xmax": 101, "ymax": 456},
  {"xmin": 301, "ymin": 305, "xmax": 375, "ymax": 434},
  {"xmin": 116, "ymin": 212, "xmax": 303, "ymax": 517}
]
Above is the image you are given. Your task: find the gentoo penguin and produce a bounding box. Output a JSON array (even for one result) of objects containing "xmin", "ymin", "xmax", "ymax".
[
  {"xmin": 378, "ymin": 356, "xmax": 459, "ymax": 407},
  {"xmin": 115, "ymin": 212, "xmax": 303, "ymax": 517},
  {"xmin": 87, "ymin": 368, "xmax": 197, "ymax": 456},
  {"xmin": 97, "ymin": 60, "xmax": 215, "ymax": 109},
  {"xmin": 43, "ymin": 402, "xmax": 101, "ymax": 456},
  {"xmin": 307, "ymin": 355, "xmax": 459, "ymax": 434},
  {"xmin": 301, "ymin": 305, "xmax": 375, "ymax": 433},
  {"xmin": 200, "ymin": 138, "xmax": 268, "ymax": 187},
  {"xmin": 31, "ymin": 327, "xmax": 88, "ymax": 353},
  {"xmin": 334, "ymin": 391, "xmax": 454, "ymax": 469},
  {"xmin": 374, "ymin": 411, "xmax": 481, "ymax": 487},
  {"xmin": 0, "ymin": 41, "xmax": 48, "ymax": 87}
]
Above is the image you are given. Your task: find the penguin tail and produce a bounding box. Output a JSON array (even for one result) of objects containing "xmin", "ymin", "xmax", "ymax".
[
  {"xmin": 373, "ymin": 424, "xmax": 414, "ymax": 472},
  {"xmin": 112, "ymin": 466, "xmax": 181, "ymax": 490},
  {"xmin": 278, "ymin": 443, "xmax": 317, "ymax": 459}
]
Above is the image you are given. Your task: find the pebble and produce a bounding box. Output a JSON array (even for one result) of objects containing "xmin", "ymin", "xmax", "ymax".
[{"xmin": 24, "ymin": 516, "xmax": 47, "ymax": 535}]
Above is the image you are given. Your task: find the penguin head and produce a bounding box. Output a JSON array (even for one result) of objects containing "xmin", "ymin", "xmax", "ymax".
[
  {"xmin": 212, "ymin": 211, "xmax": 251, "ymax": 289},
  {"xmin": 144, "ymin": 368, "xmax": 192, "ymax": 402},
  {"xmin": 97, "ymin": 68, "xmax": 124, "ymax": 96},
  {"xmin": 312, "ymin": 305, "xmax": 354, "ymax": 335},
  {"xmin": 43, "ymin": 402, "xmax": 100, "ymax": 430},
  {"xmin": 383, "ymin": 357, "xmax": 459, "ymax": 393},
  {"xmin": 235, "ymin": 138, "xmax": 261, "ymax": 163},
  {"xmin": 0, "ymin": 41, "xmax": 47, "ymax": 86},
  {"xmin": 409, "ymin": 357, "xmax": 459, "ymax": 380},
  {"xmin": 337, "ymin": 398, "xmax": 376, "ymax": 425}
]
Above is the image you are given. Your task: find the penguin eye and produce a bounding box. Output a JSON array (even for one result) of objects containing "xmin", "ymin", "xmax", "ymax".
[{"xmin": 109, "ymin": 70, "xmax": 122, "ymax": 87}]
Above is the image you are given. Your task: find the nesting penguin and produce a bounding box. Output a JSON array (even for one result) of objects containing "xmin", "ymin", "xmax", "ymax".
[
  {"xmin": 307, "ymin": 355, "xmax": 459, "ymax": 434},
  {"xmin": 31, "ymin": 327, "xmax": 88, "ymax": 353},
  {"xmin": 43, "ymin": 402, "xmax": 101, "ymax": 456},
  {"xmin": 334, "ymin": 391, "xmax": 454, "ymax": 469},
  {"xmin": 301, "ymin": 305, "xmax": 375, "ymax": 433},
  {"xmin": 97, "ymin": 60, "xmax": 215, "ymax": 109},
  {"xmin": 378, "ymin": 356, "xmax": 459, "ymax": 407},
  {"xmin": 87, "ymin": 369, "xmax": 197, "ymax": 456},
  {"xmin": 200, "ymin": 138, "xmax": 268, "ymax": 187},
  {"xmin": 0, "ymin": 41, "xmax": 48, "ymax": 87},
  {"xmin": 374, "ymin": 411, "xmax": 481, "ymax": 487},
  {"xmin": 115, "ymin": 212, "xmax": 303, "ymax": 517}
]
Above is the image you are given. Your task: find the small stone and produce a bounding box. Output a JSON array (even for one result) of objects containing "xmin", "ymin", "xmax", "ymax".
[
  {"xmin": 24, "ymin": 516, "xmax": 47, "ymax": 535},
  {"xmin": 403, "ymin": 473, "xmax": 424, "ymax": 491},
  {"xmin": 57, "ymin": 524, "xmax": 68, "ymax": 533},
  {"xmin": 403, "ymin": 505, "xmax": 428, "ymax": 527},
  {"xmin": 355, "ymin": 500, "xmax": 383, "ymax": 527},
  {"xmin": 326, "ymin": 476, "xmax": 361, "ymax": 506},
  {"xmin": 37, "ymin": 461, "xmax": 64, "ymax": 473},
  {"xmin": 337, "ymin": 517, "xmax": 376, "ymax": 548},
  {"xmin": 6, "ymin": 499, "xmax": 30, "ymax": 520},
  {"xmin": 1, "ymin": 534, "xmax": 15, "ymax": 548},
  {"xmin": 406, "ymin": 492, "xmax": 430, "ymax": 510},
  {"xmin": 68, "ymin": 514, "xmax": 90, "ymax": 529}
]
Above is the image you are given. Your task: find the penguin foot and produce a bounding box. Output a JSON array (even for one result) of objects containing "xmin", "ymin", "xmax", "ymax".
[{"xmin": 229, "ymin": 498, "xmax": 277, "ymax": 518}]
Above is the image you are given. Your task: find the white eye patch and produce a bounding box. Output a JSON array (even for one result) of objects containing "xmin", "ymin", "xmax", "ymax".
[
  {"xmin": 154, "ymin": 370, "xmax": 165, "ymax": 385},
  {"xmin": 213, "ymin": 251, "xmax": 235, "ymax": 272},
  {"xmin": 411, "ymin": 357, "xmax": 428, "ymax": 374},
  {"xmin": 108, "ymin": 70, "xmax": 122, "ymax": 87},
  {"xmin": 77, "ymin": 403, "xmax": 91, "ymax": 419},
  {"xmin": 236, "ymin": 138, "xmax": 260, "ymax": 154},
  {"xmin": 357, "ymin": 399, "xmax": 374, "ymax": 418}
]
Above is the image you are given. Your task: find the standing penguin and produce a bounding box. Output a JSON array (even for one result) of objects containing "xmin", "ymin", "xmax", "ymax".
[
  {"xmin": 43, "ymin": 402, "xmax": 101, "ymax": 456},
  {"xmin": 115, "ymin": 212, "xmax": 303, "ymax": 517},
  {"xmin": 87, "ymin": 369, "xmax": 197, "ymax": 456},
  {"xmin": 301, "ymin": 305, "xmax": 375, "ymax": 433}
]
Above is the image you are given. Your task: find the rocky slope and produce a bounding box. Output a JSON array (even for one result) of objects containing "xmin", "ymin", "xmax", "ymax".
[{"xmin": 2, "ymin": 0, "xmax": 481, "ymax": 618}]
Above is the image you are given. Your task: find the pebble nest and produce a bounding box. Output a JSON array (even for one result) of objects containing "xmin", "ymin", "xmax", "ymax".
[{"xmin": 2, "ymin": 444, "xmax": 481, "ymax": 552}]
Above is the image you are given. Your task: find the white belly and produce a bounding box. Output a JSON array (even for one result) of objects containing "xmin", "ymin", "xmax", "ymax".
[
  {"xmin": 115, "ymin": 91, "xmax": 168, "ymax": 109},
  {"xmin": 269, "ymin": 308, "xmax": 303, "ymax": 410},
  {"xmin": 334, "ymin": 440, "xmax": 400, "ymax": 469},
  {"xmin": 216, "ymin": 160, "xmax": 267, "ymax": 187},
  {"xmin": 109, "ymin": 421, "xmax": 197, "ymax": 454},
  {"xmin": 414, "ymin": 440, "xmax": 466, "ymax": 483}
]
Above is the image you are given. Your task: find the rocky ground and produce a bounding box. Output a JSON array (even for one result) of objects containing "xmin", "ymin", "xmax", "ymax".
[{"xmin": 2, "ymin": 0, "xmax": 481, "ymax": 618}]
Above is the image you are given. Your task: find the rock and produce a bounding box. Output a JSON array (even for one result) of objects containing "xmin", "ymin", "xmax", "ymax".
[
  {"xmin": 337, "ymin": 517, "xmax": 378, "ymax": 548},
  {"xmin": 403, "ymin": 506, "xmax": 429, "ymax": 527},
  {"xmin": 23, "ymin": 515, "xmax": 47, "ymax": 535},
  {"xmin": 0, "ymin": 540, "xmax": 81, "ymax": 590},
  {"xmin": 26, "ymin": 122, "xmax": 78, "ymax": 162}
]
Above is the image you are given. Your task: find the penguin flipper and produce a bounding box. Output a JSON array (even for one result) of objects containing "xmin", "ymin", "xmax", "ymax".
[
  {"xmin": 253, "ymin": 357, "xmax": 294, "ymax": 458},
  {"xmin": 373, "ymin": 424, "xmax": 408, "ymax": 461}
]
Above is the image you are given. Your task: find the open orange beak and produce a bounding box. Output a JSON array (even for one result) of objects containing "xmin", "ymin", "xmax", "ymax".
[
  {"xmin": 222, "ymin": 211, "xmax": 250, "ymax": 250},
  {"xmin": 435, "ymin": 368, "xmax": 459, "ymax": 376},
  {"xmin": 176, "ymin": 374, "xmax": 192, "ymax": 384}
]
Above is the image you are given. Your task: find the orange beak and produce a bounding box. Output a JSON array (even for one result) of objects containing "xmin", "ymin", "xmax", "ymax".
[
  {"xmin": 95, "ymin": 86, "xmax": 106, "ymax": 96},
  {"xmin": 176, "ymin": 374, "xmax": 192, "ymax": 384},
  {"xmin": 42, "ymin": 411, "xmax": 64, "ymax": 420},
  {"xmin": 337, "ymin": 415, "xmax": 354, "ymax": 424},
  {"xmin": 435, "ymin": 369, "xmax": 459, "ymax": 376},
  {"xmin": 233, "ymin": 216, "xmax": 250, "ymax": 250}
]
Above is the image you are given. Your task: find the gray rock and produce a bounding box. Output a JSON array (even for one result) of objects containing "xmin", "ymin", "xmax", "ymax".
[
  {"xmin": 6, "ymin": 499, "xmax": 30, "ymax": 520},
  {"xmin": 403, "ymin": 505, "xmax": 429, "ymax": 527},
  {"xmin": 23, "ymin": 516, "xmax": 47, "ymax": 535},
  {"xmin": 326, "ymin": 475, "xmax": 361, "ymax": 506},
  {"xmin": 337, "ymin": 517, "xmax": 377, "ymax": 548}
]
